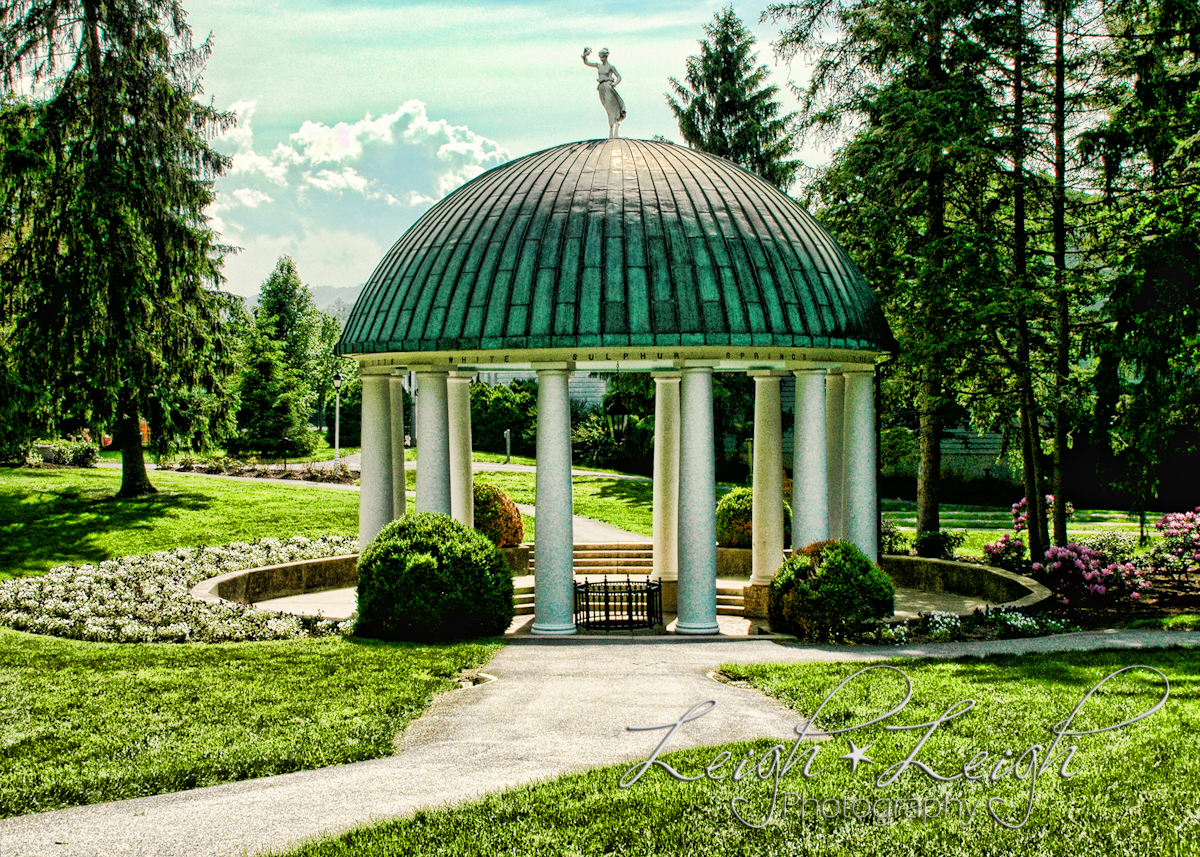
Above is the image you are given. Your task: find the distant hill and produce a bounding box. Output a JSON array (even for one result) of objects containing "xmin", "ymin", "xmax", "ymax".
[
  {"xmin": 243, "ymin": 283, "xmax": 362, "ymax": 326},
  {"xmin": 308, "ymin": 284, "xmax": 363, "ymax": 313}
]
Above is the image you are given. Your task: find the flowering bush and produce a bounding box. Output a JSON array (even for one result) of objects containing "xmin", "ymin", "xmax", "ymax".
[
  {"xmin": 1012, "ymin": 495, "xmax": 1074, "ymax": 533},
  {"xmin": 0, "ymin": 536, "xmax": 358, "ymax": 643},
  {"xmin": 1150, "ymin": 507, "xmax": 1200, "ymax": 578},
  {"xmin": 1034, "ymin": 543, "xmax": 1151, "ymax": 608},
  {"xmin": 918, "ymin": 610, "xmax": 965, "ymax": 642},
  {"xmin": 1075, "ymin": 531, "xmax": 1138, "ymax": 564},
  {"xmin": 982, "ymin": 533, "xmax": 1026, "ymax": 571},
  {"xmin": 881, "ymin": 519, "xmax": 909, "ymax": 555}
]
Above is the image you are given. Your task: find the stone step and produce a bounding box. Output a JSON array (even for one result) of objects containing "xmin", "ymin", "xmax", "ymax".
[
  {"xmin": 716, "ymin": 605, "xmax": 745, "ymax": 616},
  {"xmin": 716, "ymin": 594, "xmax": 744, "ymax": 606}
]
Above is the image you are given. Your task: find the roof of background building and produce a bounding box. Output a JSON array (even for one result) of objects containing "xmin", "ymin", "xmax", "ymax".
[{"xmin": 339, "ymin": 138, "xmax": 895, "ymax": 356}]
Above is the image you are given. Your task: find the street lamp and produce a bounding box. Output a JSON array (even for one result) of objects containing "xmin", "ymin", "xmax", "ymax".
[{"xmin": 332, "ymin": 370, "xmax": 344, "ymax": 464}]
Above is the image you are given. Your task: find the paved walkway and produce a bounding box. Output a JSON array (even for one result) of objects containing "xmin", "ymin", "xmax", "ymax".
[{"xmin": 5, "ymin": 629, "xmax": 1194, "ymax": 857}]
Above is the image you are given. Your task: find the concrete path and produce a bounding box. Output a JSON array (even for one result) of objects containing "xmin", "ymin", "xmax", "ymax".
[{"xmin": 4, "ymin": 630, "xmax": 1195, "ymax": 857}]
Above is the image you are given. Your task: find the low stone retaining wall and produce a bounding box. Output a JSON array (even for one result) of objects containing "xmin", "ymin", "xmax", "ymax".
[
  {"xmin": 191, "ymin": 544, "xmax": 532, "ymax": 607},
  {"xmin": 879, "ymin": 554, "xmax": 1050, "ymax": 610},
  {"xmin": 191, "ymin": 555, "xmax": 360, "ymax": 605},
  {"xmin": 717, "ymin": 547, "xmax": 793, "ymax": 579}
]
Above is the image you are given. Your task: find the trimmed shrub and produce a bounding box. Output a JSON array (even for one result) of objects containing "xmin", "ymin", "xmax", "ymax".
[
  {"xmin": 356, "ymin": 512, "xmax": 514, "ymax": 641},
  {"xmin": 768, "ymin": 540, "xmax": 894, "ymax": 641},
  {"xmin": 473, "ymin": 482, "xmax": 524, "ymax": 547},
  {"xmin": 914, "ymin": 529, "xmax": 965, "ymax": 559},
  {"xmin": 715, "ymin": 486, "xmax": 791, "ymax": 548},
  {"xmin": 36, "ymin": 439, "xmax": 99, "ymax": 467}
]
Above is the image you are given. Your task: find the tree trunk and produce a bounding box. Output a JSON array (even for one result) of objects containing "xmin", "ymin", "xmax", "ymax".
[
  {"xmin": 915, "ymin": 15, "xmax": 947, "ymax": 547},
  {"xmin": 116, "ymin": 394, "xmax": 156, "ymax": 498},
  {"xmin": 917, "ymin": 370, "xmax": 943, "ymax": 541},
  {"xmin": 1011, "ymin": 5, "xmax": 1047, "ymax": 565},
  {"xmin": 1051, "ymin": 0, "xmax": 1070, "ymax": 547}
]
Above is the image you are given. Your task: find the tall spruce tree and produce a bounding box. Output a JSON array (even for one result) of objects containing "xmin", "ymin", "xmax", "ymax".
[
  {"xmin": 767, "ymin": 0, "xmax": 1005, "ymax": 547},
  {"xmin": 0, "ymin": 0, "xmax": 236, "ymax": 496},
  {"xmin": 667, "ymin": 6, "xmax": 801, "ymax": 189}
]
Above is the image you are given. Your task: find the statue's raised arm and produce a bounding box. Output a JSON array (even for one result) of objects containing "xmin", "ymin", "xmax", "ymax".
[{"xmin": 582, "ymin": 47, "xmax": 626, "ymax": 139}]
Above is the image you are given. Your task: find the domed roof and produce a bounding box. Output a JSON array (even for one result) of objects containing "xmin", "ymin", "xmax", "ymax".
[{"xmin": 339, "ymin": 139, "xmax": 893, "ymax": 357}]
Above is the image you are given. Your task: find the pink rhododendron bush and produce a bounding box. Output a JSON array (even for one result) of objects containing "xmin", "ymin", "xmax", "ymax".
[
  {"xmin": 0, "ymin": 536, "xmax": 357, "ymax": 643},
  {"xmin": 1035, "ymin": 543, "xmax": 1151, "ymax": 608}
]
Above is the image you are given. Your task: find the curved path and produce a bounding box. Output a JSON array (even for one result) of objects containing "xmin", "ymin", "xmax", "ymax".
[{"xmin": 3, "ymin": 629, "xmax": 1195, "ymax": 857}]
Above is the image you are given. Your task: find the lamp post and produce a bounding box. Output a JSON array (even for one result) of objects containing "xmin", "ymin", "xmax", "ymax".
[{"xmin": 333, "ymin": 370, "xmax": 344, "ymax": 464}]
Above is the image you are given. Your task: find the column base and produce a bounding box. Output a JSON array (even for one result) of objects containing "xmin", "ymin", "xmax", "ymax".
[
  {"xmin": 659, "ymin": 579, "xmax": 678, "ymax": 613},
  {"xmin": 675, "ymin": 621, "xmax": 721, "ymax": 635},
  {"xmin": 742, "ymin": 583, "xmax": 771, "ymax": 619},
  {"xmin": 531, "ymin": 622, "xmax": 577, "ymax": 636}
]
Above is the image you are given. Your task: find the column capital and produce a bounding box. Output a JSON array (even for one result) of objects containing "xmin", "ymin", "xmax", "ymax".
[
  {"xmin": 531, "ymin": 361, "xmax": 576, "ymax": 372},
  {"xmin": 652, "ymin": 370, "xmax": 682, "ymax": 380},
  {"xmin": 747, "ymin": 369, "xmax": 790, "ymax": 378},
  {"xmin": 448, "ymin": 370, "xmax": 477, "ymax": 381},
  {"xmin": 676, "ymin": 360, "xmax": 718, "ymax": 369},
  {"xmin": 792, "ymin": 367, "xmax": 828, "ymax": 377}
]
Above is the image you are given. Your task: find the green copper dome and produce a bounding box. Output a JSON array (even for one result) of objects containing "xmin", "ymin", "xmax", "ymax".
[{"xmin": 339, "ymin": 139, "xmax": 893, "ymax": 356}]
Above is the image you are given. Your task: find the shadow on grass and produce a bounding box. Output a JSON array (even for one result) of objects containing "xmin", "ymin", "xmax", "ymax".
[
  {"xmin": 586, "ymin": 477, "xmax": 653, "ymax": 507},
  {"xmin": 0, "ymin": 470, "xmax": 211, "ymax": 576}
]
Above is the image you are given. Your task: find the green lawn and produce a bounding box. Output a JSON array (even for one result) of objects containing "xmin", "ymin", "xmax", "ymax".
[
  {"xmin": 272, "ymin": 647, "xmax": 1199, "ymax": 857},
  {"xmin": 880, "ymin": 501, "xmax": 1147, "ymax": 557},
  {"xmin": 0, "ymin": 629, "xmax": 499, "ymax": 818},
  {"xmin": 469, "ymin": 471, "xmax": 653, "ymax": 538},
  {"xmin": 0, "ymin": 467, "xmax": 359, "ymax": 579}
]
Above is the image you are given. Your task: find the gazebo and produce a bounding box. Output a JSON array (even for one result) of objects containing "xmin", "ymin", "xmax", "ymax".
[{"xmin": 338, "ymin": 138, "xmax": 895, "ymax": 636}]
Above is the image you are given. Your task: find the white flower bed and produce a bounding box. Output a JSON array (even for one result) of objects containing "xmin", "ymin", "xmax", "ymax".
[{"xmin": 0, "ymin": 536, "xmax": 359, "ymax": 643}]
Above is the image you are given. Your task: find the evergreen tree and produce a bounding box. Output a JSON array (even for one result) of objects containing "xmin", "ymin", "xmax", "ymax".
[
  {"xmin": 0, "ymin": 0, "xmax": 237, "ymax": 495},
  {"xmin": 230, "ymin": 326, "xmax": 316, "ymax": 460},
  {"xmin": 257, "ymin": 256, "xmax": 319, "ymax": 372},
  {"xmin": 667, "ymin": 6, "xmax": 801, "ymax": 189},
  {"xmin": 232, "ymin": 257, "xmax": 322, "ymax": 458}
]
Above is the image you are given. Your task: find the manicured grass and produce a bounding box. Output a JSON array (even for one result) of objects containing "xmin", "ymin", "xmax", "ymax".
[
  {"xmin": 0, "ymin": 467, "xmax": 359, "ymax": 579},
  {"xmin": 0, "ymin": 628, "xmax": 499, "ymax": 818},
  {"xmin": 272, "ymin": 647, "xmax": 1199, "ymax": 856}
]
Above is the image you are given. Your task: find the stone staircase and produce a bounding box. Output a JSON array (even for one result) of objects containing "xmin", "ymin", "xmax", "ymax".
[{"xmin": 514, "ymin": 544, "xmax": 746, "ymax": 617}]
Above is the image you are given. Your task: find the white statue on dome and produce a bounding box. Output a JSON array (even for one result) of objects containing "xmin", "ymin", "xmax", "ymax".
[{"xmin": 582, "ymin": 47, "xmax": 625, "ymax": 139}]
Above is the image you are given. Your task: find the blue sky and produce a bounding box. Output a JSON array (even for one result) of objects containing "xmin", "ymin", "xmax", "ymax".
[{"xmin": 189, "ymin": 1, "xmax": 823, "ymax": 297}]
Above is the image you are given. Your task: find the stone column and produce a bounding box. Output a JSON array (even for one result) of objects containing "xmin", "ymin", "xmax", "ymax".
[
  {"xmin": 745, "ymin": 371, "xmax": 787, "ymax": 619},
  {"xmin": 447, "ymin": 372, "xmax": 475, "ymax": 528},
  {"xmin": 389, "ymin": 373, "xmax": 407, "ymax": 520},
  {"xmin": 359, "ymin": 374, "xmax": 393, "ymax": 547},
  {"xmin": 793, "ymin": 369, "xmax": 829, "ymax": 550},
  {"xmin": 652, "ymin": 372, "xmax": 681, "ymax": 612},
  {"xmin": 825, "ymin": 371, "xmax": 845, "ymax": 540},
  {"xmin": 414, "ymin": 368, "xmax": 451, "ymax": 515},
  {"xmin": 532, "ymin": 364, "xmax": 576, "ymax": 635},
  {"xmin": 676, "ymin": 364, "xmax": 719, "ymax": 635},
  {"xmin": 843, "ymin": 367, "xmax": 880, "ymax": 562}
]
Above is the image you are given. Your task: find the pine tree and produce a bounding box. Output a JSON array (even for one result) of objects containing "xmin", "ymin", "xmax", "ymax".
[
  {"xmin": 0, "ymin": 0, "xmax": 237, "ymax": 496},
  {"xmin": 231, "ymin": 327, "xmax": 316, "ymax": 461},
  {"xmin": 666, "ymin": 6, "xmax": 801, "ymax": 189}
]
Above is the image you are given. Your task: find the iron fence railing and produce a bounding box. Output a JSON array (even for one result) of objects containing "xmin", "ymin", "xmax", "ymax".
[{"xmin": 573, "ymin": 576, "xmax": 662, "ymax": 632}]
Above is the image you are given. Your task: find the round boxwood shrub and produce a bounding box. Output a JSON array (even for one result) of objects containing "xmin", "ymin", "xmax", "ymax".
[
  {"xmin": 473, "ymin": 482, "xmax": 524, "ymax": 547},
  {"xmin": 355, "ymin": 512, "xmax": 514, "ymax": 641},
  {"xmin": 767, "ymin": 540, "xmax": 894, "ymax": 641},
  {"xmin": 715, "ymin": 486, "xmax": 791, "ymax": 548}
]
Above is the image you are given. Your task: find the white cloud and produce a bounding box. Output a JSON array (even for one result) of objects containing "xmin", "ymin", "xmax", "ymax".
[
  {"xmin": 231, "ymin": 187, "xmax": 274, "ymax": 208},
  {"xmin": 206, "ymin": 99, "xmax": 510, "ymax": 295}
]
